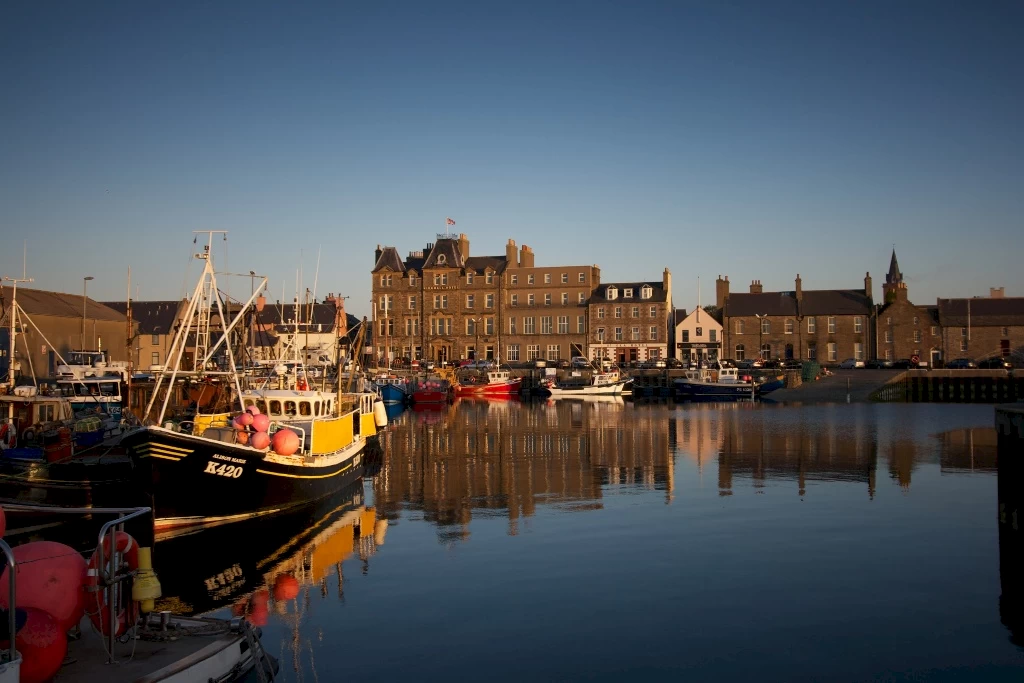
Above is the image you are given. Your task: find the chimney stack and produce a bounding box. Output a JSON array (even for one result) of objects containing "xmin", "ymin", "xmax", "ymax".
[
  {"xmin": 520, "ymin": 244, "xmax": 535, "ymax": 268},
  {"xmin": 505, "ymin": 239, "xmax": 518, "ymax": 268},
  {"xmin": 374, "ymin": 244, "xmax": 382, "ymax": 266},
  {"xmin": 864, "ymin": 272, "xmax": 873, "ymax": 302},
  {"xmin": 990, "ymin": 287, "xmax": 1005, "ymax": 299},
  {"xmin": 795, "ymin": 274, "xmax": 803, "ymax": 301},
  {"xmin": 750, "ymin": 279, "xmax": 763, "ymax": 294},
  {"xmin": 458, "ymin": 233, "xmax": 470, "ymax": 261},
  {"xmin": 716, "ymin": 275, "xmax": 730, "ymax": 309}
]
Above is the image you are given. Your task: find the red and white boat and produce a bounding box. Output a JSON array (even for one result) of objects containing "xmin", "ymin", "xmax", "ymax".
[{"xmin": 454, "ymin": 369, "xmax": 523, "ymax": 397}]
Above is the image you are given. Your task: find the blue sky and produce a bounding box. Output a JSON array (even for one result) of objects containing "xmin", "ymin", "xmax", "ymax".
[{"xmin": 1, "ymin": 1, "xmax": 1021, "ymax": 316}]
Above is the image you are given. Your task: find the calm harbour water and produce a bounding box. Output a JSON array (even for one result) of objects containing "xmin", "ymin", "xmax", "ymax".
[{"xmin": 158, "ymin": 400, "xmax": 1023, "ymax": 682}]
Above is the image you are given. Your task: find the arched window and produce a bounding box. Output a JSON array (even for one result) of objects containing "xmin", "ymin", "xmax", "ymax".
[{"xmin": 735, "ymin": 344, "xmax": 745, "ymax": 360}]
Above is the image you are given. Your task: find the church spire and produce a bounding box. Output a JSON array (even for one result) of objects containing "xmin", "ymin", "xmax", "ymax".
[{"xmin": 886, "ymin": 248, "xmax": 903, "ymax": 285}]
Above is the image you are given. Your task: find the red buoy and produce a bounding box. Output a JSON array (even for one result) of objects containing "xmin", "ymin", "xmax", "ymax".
[
  {"xmin": 0, "ymin": 607, "xmax": 67, "ymax": 683},
  {"xmin": 245, "ymin": 404, "xmax": 261, "ymax": 416},
  {"xmin": 273, "ymin": 574, "xmax": 300, "ymax": 602},
  {"xmin": 271, "ymin": 429, "xmax": 300, "ymax": 456},
  {"xmin": 0, "ymin": 541, "xmax": 86, "ymax": 632},
  {"xmin": 250, "ymin": 431, "xmax": 270, "ymax": 450},
  {"xmin": 237, "ymin": 412, "xmax": 254, "ymax": 427},
  {"xmin": 251, "ymin": 413, "xmax": 270, "ymax": 433}
]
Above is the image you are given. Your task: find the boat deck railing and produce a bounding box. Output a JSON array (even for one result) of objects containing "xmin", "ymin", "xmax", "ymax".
[{"xmin": 2, "ymin": 504, "xmax": 153, "ymax": 663}]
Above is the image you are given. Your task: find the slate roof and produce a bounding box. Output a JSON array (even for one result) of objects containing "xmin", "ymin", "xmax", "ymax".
[
  {"xmin": 589, "ymin": 282, "xmax": 668, "ymax": 304},
  {"xmin": 725, "ymin": 292, "xmax": 799, "ymax": 317},
  {"xmin": 372, "ymin": 247, "xmax": 407, "ymax": 273},
  {"xmin": 464, "ymin": 256, "xmax": 507, "ymax": 273},
  {"xmin": 800, "ymin": 289, "xmax": 873, "ymax": 316},
  {"xmin": 103, "ymin": 300, "xmax": 181, "ymax": 335},
  {"xmin": 422, "ymin": 239, "xmax": 465, "ymax": 269},
  {"xmin": 3, "ymin": 287, "xmax": 126, "ymax": 322},
  {"xmin": 725, "ymin": 288, "xmax": 871, "ymax": 318},
  {"xmin": 937, "ymin": 297, "xmax": 1024, "ymax": 327}
]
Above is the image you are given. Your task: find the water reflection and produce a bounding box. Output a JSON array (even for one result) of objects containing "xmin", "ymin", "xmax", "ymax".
[
  {"xmin": 154, "ymin": 477, "xmax": 384, "ymax": 618},
  {"xmin": 377, "ymin": 402, "xmax": 1003, "ymax": 542},
  {"xmin": 375, "ymin": 398, "xmax": 674, "ymax": 541}
]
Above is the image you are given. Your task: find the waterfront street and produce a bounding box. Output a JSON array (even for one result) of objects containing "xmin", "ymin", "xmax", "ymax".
[{"xmin": 160, "ymin": 399, "xmax": 1024, "ymax": 682}]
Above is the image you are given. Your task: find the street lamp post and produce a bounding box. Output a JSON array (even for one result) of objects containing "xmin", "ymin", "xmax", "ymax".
[{"xmin": 82, "ymin": 276, "xmax": 95, "ymax": 349}]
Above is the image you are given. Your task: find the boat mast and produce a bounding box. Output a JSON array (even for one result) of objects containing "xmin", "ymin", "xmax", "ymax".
[
  {"xmin": 126, "ymin": 266, "xmax": 133, "ymax": 415},
  {"xmin": 3, "ymin": 275, "xmax": 33, "ymax": 392}
]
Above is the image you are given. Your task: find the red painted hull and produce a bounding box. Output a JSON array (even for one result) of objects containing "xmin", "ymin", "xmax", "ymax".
[
  {"xmin": 411, "ymin": 389, "xmax": 450, "ymax": 404},
  {"xmin": 454, "ymin": 378, "xmax": 523, "ymax": 397}
]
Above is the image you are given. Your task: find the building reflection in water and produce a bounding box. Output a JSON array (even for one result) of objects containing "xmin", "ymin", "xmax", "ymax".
[
  {"xmin": 377, "ymin": 402, "xmax": 1001, "ymax": 541},
  {"xmin": 375, "ymin": 397, "xmax": 674, "ymax": 541}
]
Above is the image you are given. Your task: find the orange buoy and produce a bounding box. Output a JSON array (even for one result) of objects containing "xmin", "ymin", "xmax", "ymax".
[
  {"xmin": 250, "ymin": 431, "xmax": 270, "ymax": 450},
  {"xmin": 273, "ymin": 574, "xmax": 300, "ymax": 602},
  {"xmin": 84, "ymin": 532, "xmax": 139, "ymax": 636},
  {"xmin": 0, "ymin": 607, "xmax": 67, "ymax": 683},
  {"xmin": 236, "ymin": 431, "xmax": 250, "ymax": 446},
  {"xmin": 271, "ymin": 429, "xmax": 300, "ymax": 456},
  {"xmin": 0, "ymin": 541, "xmax": 86, "ymax": 632},
  {"xmin": 251, "ymin": 413, "xmax": 270, "ymax": 432}
]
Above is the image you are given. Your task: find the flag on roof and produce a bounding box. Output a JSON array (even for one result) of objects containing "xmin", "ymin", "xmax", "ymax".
[{"xmin": 446, "ymin": 217, "xmax": 456, "ymax": 226}]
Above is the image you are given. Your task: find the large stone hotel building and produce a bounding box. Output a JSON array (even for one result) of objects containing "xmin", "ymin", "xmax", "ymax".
[{"xmin": 371, "ymin": 233, "xmax": 672, "ymax": 365}]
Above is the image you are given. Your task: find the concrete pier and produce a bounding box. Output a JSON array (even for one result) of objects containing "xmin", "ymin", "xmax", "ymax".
[{"xmin": 997, "ymin": 404, "xmax": 1024, "ymax": 644}]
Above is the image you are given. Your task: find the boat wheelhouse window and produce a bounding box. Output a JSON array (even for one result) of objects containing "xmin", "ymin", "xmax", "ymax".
[
  {"xmin": 269, "ymin": 400, "xmax": 282, "ymax": 415},
  {"xmin": 284, "ymin": 401, "xmax": 297, "ymax": 416},
  {"xmin": 100, "ymin": 382, "xmax": 117, "ymax": 396},
  {"xmin": 299, "ymin": 401, "xmax": 312, "ymax": 417},
  {"xmin": 314, "ymin": 401, "xmax": 321, "ymax": 417},
  {"xmin": 243, "ymin": 398, "xmax": 256, "ymax": 410},
  {"xmin": 257, "ymin": 399, "xmax": 269, "ymax": 414}
]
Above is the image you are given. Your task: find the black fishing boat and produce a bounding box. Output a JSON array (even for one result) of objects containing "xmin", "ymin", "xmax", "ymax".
[{"xmin": 125, "ymin": 234, "xmax": 386, "ymax": 538}]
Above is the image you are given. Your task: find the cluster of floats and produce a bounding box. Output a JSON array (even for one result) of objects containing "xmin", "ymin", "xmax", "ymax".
[
  {"xmin": 371, "ymin": 359, "xmax": 767, "ymax": 405},
  {"xmin": 0, "ymin": 234, "xmax": 391, "ymax": 682}
]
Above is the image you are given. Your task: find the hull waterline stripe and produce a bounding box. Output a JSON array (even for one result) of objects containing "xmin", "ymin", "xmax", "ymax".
[
  {"xmin": 254, "ymin": 463, "xmax": 353, "ymax": 479},
  {"xmin": 146, "ymin": 453, "xmax": 182, "ymax": 461}
]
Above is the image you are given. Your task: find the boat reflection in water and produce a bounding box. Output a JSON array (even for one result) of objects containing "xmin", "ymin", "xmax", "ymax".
[{"xmin": 153, "ymin": 476, "xmax": 386, "ymax": 619}]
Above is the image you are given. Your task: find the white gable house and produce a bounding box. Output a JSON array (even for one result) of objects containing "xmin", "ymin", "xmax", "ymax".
[{"xmin": 674, "ymin": 308, "xmax": 723, "ymax": 362}]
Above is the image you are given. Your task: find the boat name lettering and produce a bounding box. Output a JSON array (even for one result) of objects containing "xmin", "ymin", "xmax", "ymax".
[
  {"xmin": 204, "ymin": 564, "xmax": 244, "ymax": 591},
  {"xmin": 212, "ymin": 454, "xmax": 247, "ymax": 464},
  {"xmin": 204, "ymin": 461, "xmax": 244, "ymax": 478}
]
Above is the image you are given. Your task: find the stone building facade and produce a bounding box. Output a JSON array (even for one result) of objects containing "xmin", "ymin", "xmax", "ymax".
[
  {"xmin": 587, "ymin": 271, "xmax": 673, "ymax": 364},
  {"xmin": 103, "ymin": 300, "xmax": 182, "ymax": 372},
  {"xmin": 718, "ymin": 274, "xmax": 874, "ymax": 364},
  {"xmin": 371, "ymin": 234, "xmax": 600, "ymax": 365},
  {"xmin": 936, "ymin": 289, "xmax": 1024, "ymax": 364},
  {"xmin": 874, "ymin": 250, "xmax": 941, "ymax": 365}
]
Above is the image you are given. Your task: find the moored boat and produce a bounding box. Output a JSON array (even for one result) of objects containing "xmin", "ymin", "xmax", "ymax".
[
  {"xmin": 454, "ymin": 368, "xmax": 522, "ymax": 397},
  {"xmin": 373, "ymin": 374, "xmax": 409, "ymax": 405},
  {"xmin": 673, "ymin": 361, "xmax": 755, "ymax": 401},
  {"xmin": 121, "ymin": 234, "xmax": 387, "ymax": 537},
  {"xmin": 543, "ymin": 368, "xmax": 633, "ymax": 398},
  {"xmin": 409, "ymin": 377, "xmax": 452, "ymax": 404}
]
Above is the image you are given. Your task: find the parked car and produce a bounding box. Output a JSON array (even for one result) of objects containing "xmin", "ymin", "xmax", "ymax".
[
  {"xmin": 865, "ymin": 359, "xmax": 892, "ymax": 369},
  {"xmin": 839, "ymin": 359, "xmax": 865, "ymax": 369},
  {"xmin": 737, "ymin": 360, "xmax": 755, "ymax": 370},
  {"xmin": 977, "ymin": 357, "xmax": 1011, "ymax": 370},
  {"xmin": 556, "ymin": 358, "xmax": 571, "ymax": 369},
  {"xmin": 945, "ymin": 358, "xmax": 977, "ymax": 369},
  {"xmin": 640, "ymin": 358, "xmax": 667, "ymax": 369},
  {"xmin": 781, "ymin": 359, "xmax": 802, "ymax": 370},
  {"xmin": 890, "ymin": 359, "xmax": 917, "ymax": 369},
  {"xmin": 423, "ymin": 360, "xmax": 436, "ymax": 371},
  {"xmin": 571, "ymin": 356, "xmax": 590, "ymax": 369},
  {"xmin": 666, "ymin": 358, "xmax": 684, "ymax": 369}
]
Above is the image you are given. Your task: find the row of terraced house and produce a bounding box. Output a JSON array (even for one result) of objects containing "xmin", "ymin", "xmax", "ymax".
[{"xmin": 371, "ymin": 236, "xmax": 1023, "ymax": 367}]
